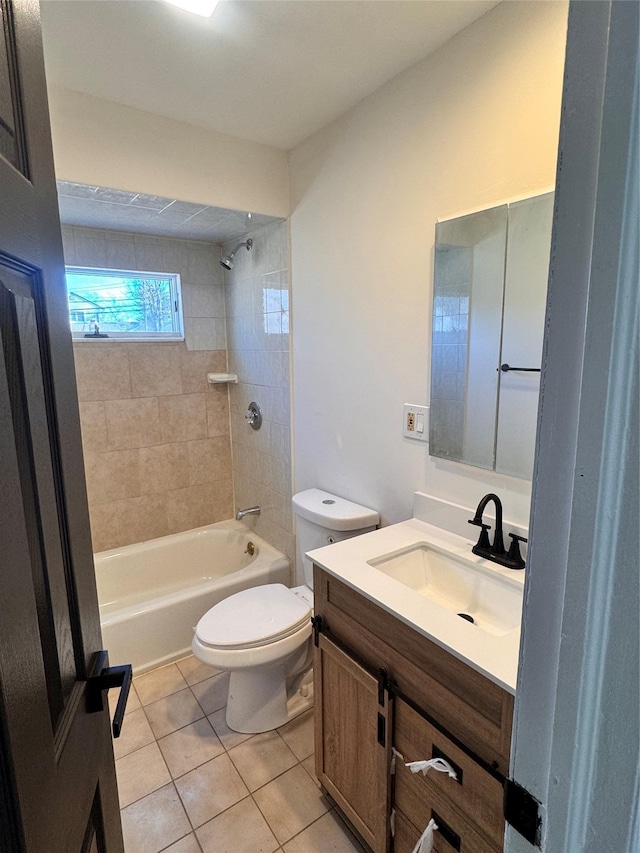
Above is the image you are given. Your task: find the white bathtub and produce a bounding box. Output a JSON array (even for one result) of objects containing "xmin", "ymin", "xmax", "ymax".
[{"xmin": 95, "ymin": 520, "xmax": 291, "ymax": 674}]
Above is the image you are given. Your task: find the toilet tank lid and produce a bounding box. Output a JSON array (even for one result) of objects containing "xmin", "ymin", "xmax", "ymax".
[{"xmin": 292, "ymin": 488, "xmax": 379, "ymax": 531}]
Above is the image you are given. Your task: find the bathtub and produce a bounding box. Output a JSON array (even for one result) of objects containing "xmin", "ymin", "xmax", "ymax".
[{"xmin": 95, "ymin": 520, "xmax": 291, "ymax": 674}]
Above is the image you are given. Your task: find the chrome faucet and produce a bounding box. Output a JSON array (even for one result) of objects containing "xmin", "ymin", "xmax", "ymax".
[
  {"xmin": 468, "ymin": 493, "xmax": 527, "ymax": 570},
  {"xmin": 236, "ymin": 506, "xmax": 261, "ymax": 521}
]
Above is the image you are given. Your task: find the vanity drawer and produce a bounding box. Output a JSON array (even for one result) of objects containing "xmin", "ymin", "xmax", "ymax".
[
  {"xmin": 395, "ymin": 698, "xmax": 505, "ymax": 849},
  {"xmin": 394, "ymin": 765, "xmax": 500, "ymax": 853},
  {"xmin": 393, "ymin": 811, "xmax": 480, "ymax": 853},
  {"xmin": 394, "ymin": 809, "xmax": 465, "ymax": 853}
]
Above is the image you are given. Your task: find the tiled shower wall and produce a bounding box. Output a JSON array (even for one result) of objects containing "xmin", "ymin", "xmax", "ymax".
[
  {"xmin": 63, "ymin": 226, "xmax": 233, "ymax": 552},
  {"xmin": 224, "ymin": 220, "xmax": 294, "ymax": 563},
  {"xmin": 431, "ymin": 245, "xmax": 470, "ymax": 459}
]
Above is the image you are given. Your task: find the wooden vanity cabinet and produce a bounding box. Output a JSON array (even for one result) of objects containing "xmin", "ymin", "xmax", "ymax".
[{"xmin": 313, "ymin": 566, "xmax": 514, "ymax": 853}]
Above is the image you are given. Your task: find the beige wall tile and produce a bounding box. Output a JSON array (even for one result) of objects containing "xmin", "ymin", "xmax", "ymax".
[
  {"xmin": 187, "ymin": 437, "xmax": 232, "ymax": 485},
  {"xmin": 165, "ymin": 482, "xmax": 229, "ymax": 535},
  {"xmin": 205, "ymin": 389, "xmax": 230, "ymax": 437},
  {"xmin": 158, "ymin": 394, "xmax": 207, "ymax": 442},
  {"xmin": 84, "ymin": 450, "xmax": 141, "ymax": 505},
  {"xmin": 73, "ymin": 343, "xmax": 131, "ymax": 401},
  {"xmin": 78, "ymin": 401, "xmax": 108, "ymax": 452},
  {"xmin": 72, "ymin": 224, "xmax": 292, "ymax": 554},
  {"xmin": 105, "ymin": 397, "xmax": 162, "ymax": 450},
  {"xmin": 180, "ymin": 349, "xmax": 227, "ymax": 394},
  {"xmin": 211, "ymin": 478, "xmax": 234, "ymax": 522},
  {"xmin": 71, "ymin": 228, "xmax": 244, "ymax": 552},
  {"xmin": 116, "ymin": 493, "xmax": 168, "ymax": 545},
  {"xmin": 129, "ymin": 345, "xmax": 183, "ymax": 397},
  {"xmin": 88, "ymin": 501, "xmax": 121, "ymax": 551},
  {"xmin": 140, "ymin": 444, "xmax": 190, "ymax": 495}
]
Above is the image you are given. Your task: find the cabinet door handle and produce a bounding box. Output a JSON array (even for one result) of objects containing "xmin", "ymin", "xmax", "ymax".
[{"xmin": 431, "ymin": 810, "xmax": 461, "ymax": 851}]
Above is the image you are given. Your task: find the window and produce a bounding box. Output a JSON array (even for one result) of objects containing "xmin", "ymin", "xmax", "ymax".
[{"xmin": 66, "ymin": 266, "xmax": 184, "ymax": 340}]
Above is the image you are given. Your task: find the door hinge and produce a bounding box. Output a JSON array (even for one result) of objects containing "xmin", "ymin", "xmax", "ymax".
[
  {"xmin": 504, "ymin": 778, "xmax": 542, "ymax": 846},
  {"xmin": 377, "ymin": 668, "xmax": 388, "ymax": 706},
  {"xmin": 377, "ymin": 667, "xmax": 396, "ymax": 706}
]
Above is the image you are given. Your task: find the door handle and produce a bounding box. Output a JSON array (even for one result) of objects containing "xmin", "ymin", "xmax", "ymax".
[{"xmin": 87, "ymin": 650, "xmax": 133, "ymax": 738}]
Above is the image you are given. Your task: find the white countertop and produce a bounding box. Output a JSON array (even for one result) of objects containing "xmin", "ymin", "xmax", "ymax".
[{"xmin": 308, "ymin": 518, "xmax": 525, "ymax": 694}]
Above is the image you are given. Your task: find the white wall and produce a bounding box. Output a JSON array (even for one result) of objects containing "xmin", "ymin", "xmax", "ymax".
[
  {"xmin": 47, "ymin": 86, "xmax": 290, "ymax": 218},
  {"xmin": 289, "ymin": 0, "xmax": 568, "ymax": 527}
]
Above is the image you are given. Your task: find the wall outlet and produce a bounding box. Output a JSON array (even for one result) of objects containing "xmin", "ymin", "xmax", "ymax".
[{"xmin": 403, "ymin": 404, "xmax": 429, "ymax": 442}]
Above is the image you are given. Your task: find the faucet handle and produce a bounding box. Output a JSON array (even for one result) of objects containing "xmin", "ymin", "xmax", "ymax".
[
  {"xmin": 506, "ymin": 533, "xmax": 527, "ymax": 569},
  {"xmin": 468, "ymin": 518, "xmax": 491, "ymax": 551}
]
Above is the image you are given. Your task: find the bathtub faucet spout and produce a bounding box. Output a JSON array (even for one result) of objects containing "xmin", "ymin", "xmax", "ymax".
[{"xmin": 236, "ymin": 506, "xmax": 261, "ymax": 521}]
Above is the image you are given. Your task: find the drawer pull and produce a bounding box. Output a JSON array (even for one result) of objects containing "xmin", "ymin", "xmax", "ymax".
[
  {"xmin": 431, "ymin": 810, "xmax": 461, "ymax": 851},
  {"xmin": 406, "ymin": 756, "xmax": 458, "ymax": 781},
  {"xmin": 432, "ymin": 745, "xmax": 463, "ymax": 784}
]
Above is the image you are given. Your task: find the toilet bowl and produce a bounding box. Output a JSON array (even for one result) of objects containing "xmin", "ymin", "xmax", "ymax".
[
  {"xmin": 192, "ymin": 583, "xmax": 314, "ymax": 733},
  {"xmin": 192, "ymin": 489, "xmax": 379, "ymax": 733}
]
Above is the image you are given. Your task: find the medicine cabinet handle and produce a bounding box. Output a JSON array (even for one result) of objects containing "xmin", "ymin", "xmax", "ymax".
[{"xmin": 499, "ymin": 363, "xmax": 541, "ymax": 372}]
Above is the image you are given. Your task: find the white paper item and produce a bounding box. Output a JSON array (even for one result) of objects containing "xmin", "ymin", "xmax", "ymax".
[
  {"xmin": 406, "ymin": 757, "xmax": 458, "ymax": 780},
  {"xmin": 411, "ymin": 818, "xmax": 438, "ymax": 853}
]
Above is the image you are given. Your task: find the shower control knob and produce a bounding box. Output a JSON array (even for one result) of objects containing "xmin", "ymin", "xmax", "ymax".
[{"xmin": 245, "ymin": 402, "xmax": 262, "ymax": 430}]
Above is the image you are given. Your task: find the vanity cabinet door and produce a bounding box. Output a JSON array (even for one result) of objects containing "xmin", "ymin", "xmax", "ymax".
[{"xmin": 314, "ymin": 633, "xmax": 393, "ymax": 853}]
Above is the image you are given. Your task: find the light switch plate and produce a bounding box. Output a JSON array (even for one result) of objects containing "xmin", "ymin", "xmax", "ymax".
[{"xmin": 403, "ymin": 404, "xmax": 429, "ymax": 442}]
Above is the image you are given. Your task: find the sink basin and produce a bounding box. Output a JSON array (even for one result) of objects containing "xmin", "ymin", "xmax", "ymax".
[{"xmin": 367, "ymin": 542, "xmax": 523, "ymax": 637}]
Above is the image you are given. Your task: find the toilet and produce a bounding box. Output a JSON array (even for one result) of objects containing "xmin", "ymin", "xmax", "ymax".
[{"xmin": 192, "ymin": 489, "xmax": 379, "ymax": 733}]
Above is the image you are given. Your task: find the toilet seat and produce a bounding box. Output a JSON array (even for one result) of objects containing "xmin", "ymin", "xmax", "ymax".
[{"xmin": 196, "ymin": 583, "xmax": 311, "ymax": 651}]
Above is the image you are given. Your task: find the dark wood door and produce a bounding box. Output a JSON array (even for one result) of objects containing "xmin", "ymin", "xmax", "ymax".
[{"xmin": 0, "ymin": 1, "xmax": 124, "ymax": 850}]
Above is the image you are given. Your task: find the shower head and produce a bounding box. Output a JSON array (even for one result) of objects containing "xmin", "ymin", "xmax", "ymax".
[{"xmin": 220, "ymin": 238, "xmax": 253, "ymax": 270}]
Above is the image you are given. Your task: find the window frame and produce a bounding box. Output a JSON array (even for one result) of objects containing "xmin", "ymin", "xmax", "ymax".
[{"xmin": 66, "ymin": 265, "xmax": 185, "ymax": 342}]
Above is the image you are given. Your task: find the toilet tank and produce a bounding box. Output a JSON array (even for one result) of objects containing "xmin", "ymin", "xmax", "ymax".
[{"xmin": 292, "ymin": 489, "xmax": 379, "ymax": 588}]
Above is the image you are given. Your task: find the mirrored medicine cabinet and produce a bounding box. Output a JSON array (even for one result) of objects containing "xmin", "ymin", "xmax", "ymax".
[{"xmin": 429, "ymin": 191, "xmax": 554, "ymax": 480}]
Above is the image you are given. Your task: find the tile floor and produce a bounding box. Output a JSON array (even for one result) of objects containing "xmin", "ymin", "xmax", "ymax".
[{"xmin": 112, "ymin": 656, "xmax": 368, "ymax": 853}]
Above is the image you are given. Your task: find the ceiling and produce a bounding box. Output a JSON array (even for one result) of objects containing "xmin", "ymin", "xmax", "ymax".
[
  {"xmin": 40, "ymin": 0, "xmax": 499, "ymax": 151},
  {"xmin": 57, "ymin": 181, "xmax": 279, "ymax": 242}
]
